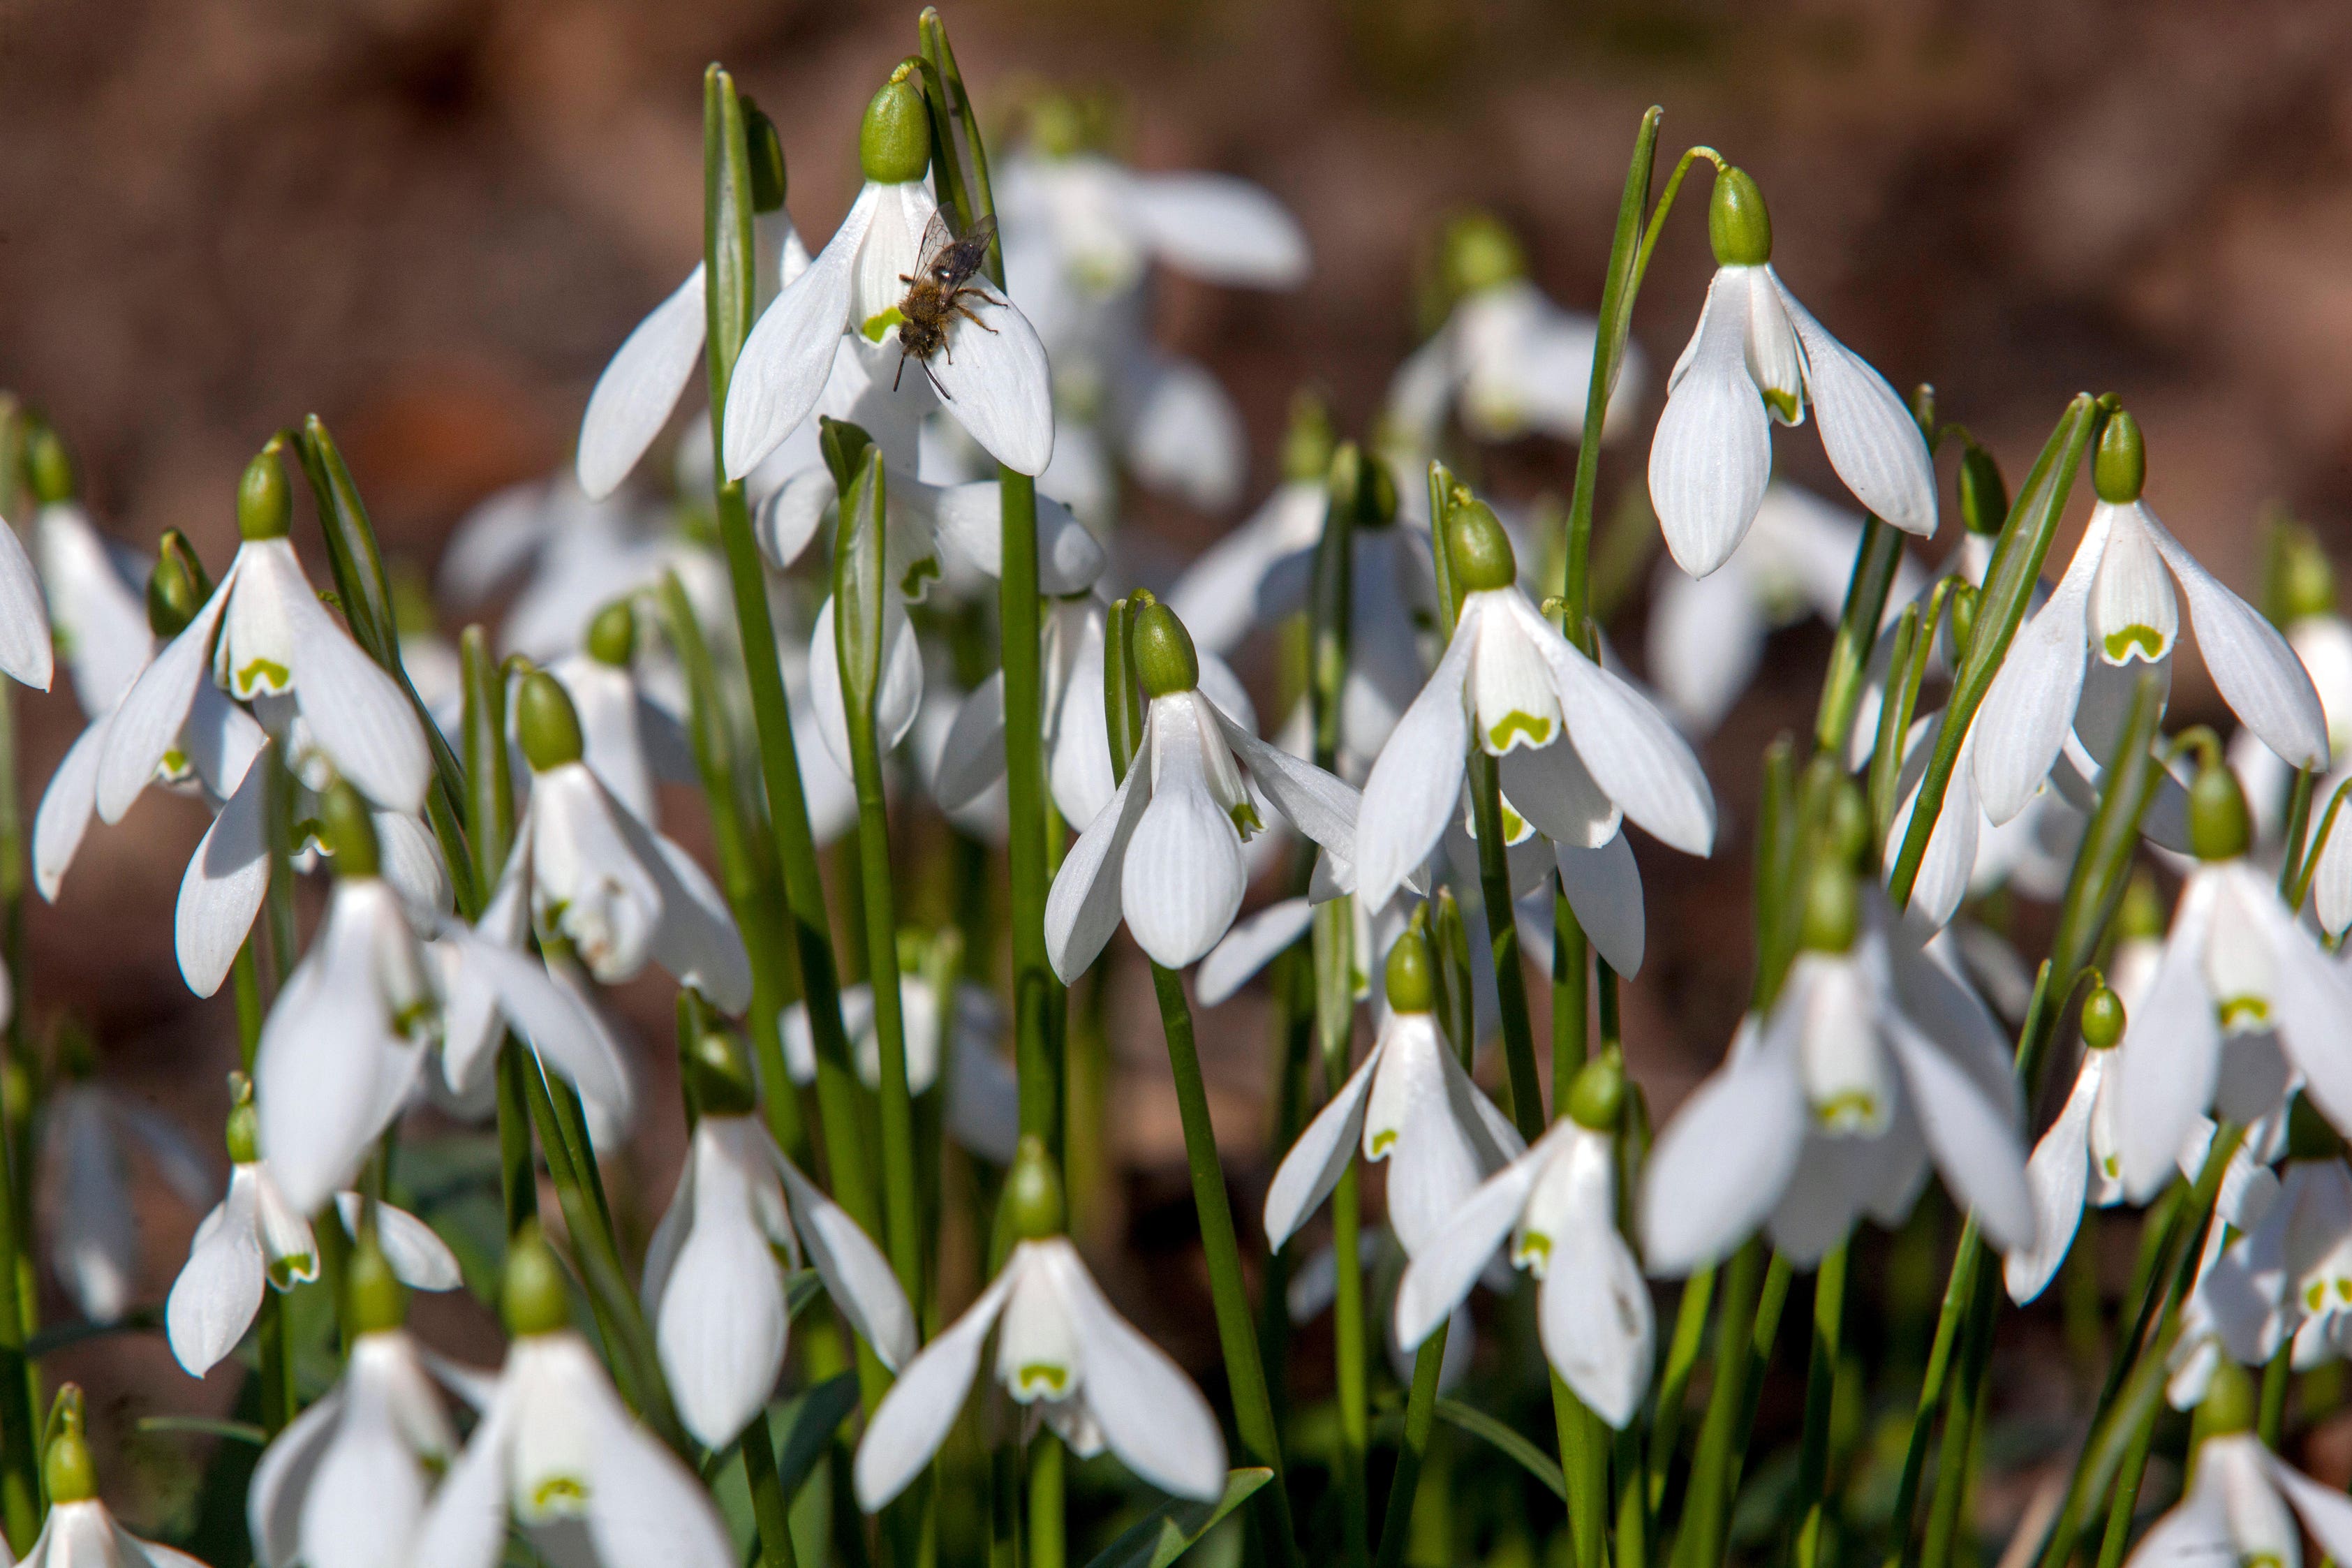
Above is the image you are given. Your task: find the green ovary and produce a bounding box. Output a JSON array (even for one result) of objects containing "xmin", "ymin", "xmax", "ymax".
[
  {"xmin": 2102, "ymin": 625, "xmax": 2165, "ymax": 662},
  {"xmin": 1487, "ymin": 711, "xmax": 1553, "ymax": 752}
]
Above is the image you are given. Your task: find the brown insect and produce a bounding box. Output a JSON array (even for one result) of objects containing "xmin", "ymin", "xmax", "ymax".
[{"xmin": 892, "ymin": 209, "xmax": 1000, "ymax": 396}]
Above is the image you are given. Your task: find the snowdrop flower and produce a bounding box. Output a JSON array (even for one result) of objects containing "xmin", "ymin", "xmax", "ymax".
[
  {"xmin": 168, "ymin": 1079, "xmax": 459, "ymax": 1377},
  {"xmin": 20, "ymin": 1386, "xmax": 207, "ymax": 1568},
  {"xmin": 411, "ymin": 1228, "xmax": 736, "ymax": 1568},
  {"xmin": 248, "ymin": 1239, "xmax": 457, "ymax": 1568},
  {"xmin": 935, "ymin": 593, "xmax": 1116, "ymax": 830},
  {"xmin": 1648, "ymin": 168, "xmax": 1935, "ymax": 579},
  {"xmin": 1394, "ymin": 1052, "xmax": 1654, "ymax": 1428},
  {"xmin": 2122, "ymin": 1363, "xmax": 2352, "ymax": 1568},
  {"xmin": 1650, "ymin": 482, "xmax": 1920, "ymax": 733},
  {"xmin": 23, "ymin": 432, "xmax": 145, "ymax": 718},
  {"xmin": 1974, "ymin": 413, "xmax": 2328, "ymax": 828},
  {"xmin": 577, "ymin": 112, "xmax": 807, "ymax": 499},
  {"xmin": 1165, "ymin": 401, "xmax": 1340, "ymax": 657},
  {"xmin": 1353, "ymin": 496, "xmax": 1715, "ymax": 919},
  {"xmin": 1388, "ymin": 212, "xmax": 1643, "ymax": 455},
  {"xmin": 2104, "ymin": 757, "xmax": 2352, "ymax": 1202},
  {"xmin": 547, "ymin": 600, "xmax": 679, "ymax": 827},
  {"xmin": 0, "ymin": 466, "xmax": 57, "ymax": 697},
  {"xmin": 2006, "ymin": 984, "xmax": 2130, "ymax": 1303},
  {"xmin": 1044, "ymin": 601, "xmax": 1359, "ymax": 977},
  {"xmin": 642, "ymin": 1030, "xmax": 915, "ymax": 1448},
  {"xmin": 1641, "ymin": 864, "xmax": 2034, "ymax": 1274},
  {"xmin": 855, "ymin": 1141, "xmax": 1225, "ymax": 1510},
  {"xmin": 2233, "ymin": 521, "xmax": 2352, "ymax": 847},
  {"xmin": 253, "ymin": 787, "xmax": 442, "ymax": 1215},
  {"xmin": 724, "ymin": 70, "xmax": 1051, "ymax": 483},
  {"xmin": 1264, "ymin": 929, "xmax": 1521, "ymax": 1260},
  {"xmin": 2189, "ymin": 1118, "xmax": 2352, "ymax": 1379},
  {"xmin": 98, "ymin": 447, "xmax": 431, "ymax": 822},
  {"xmin": 1285, "ymin": 1226, "xmax": 1476, "ymax": 1393},
  {"xmin": 496, "ymin": 671, "xmax": 750, "ymax": 1010},
  {"xmin": 43, "ymin": 1079, "xmax": 214, "ymax": 1324}
]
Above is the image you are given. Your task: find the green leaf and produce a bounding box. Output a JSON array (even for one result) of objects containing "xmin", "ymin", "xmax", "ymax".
[
  {"xmin": 137, "ymin": 1417, "xmax": 267, "ymax": 1447},
  {"xmin": 1080, "ymin": 1468, "xmax": 1273, "ymax": 1568},
  {"xmin": 1433, "ymin": 1399, "xmax": 1569, "ymax": 1502},
  {"xmin": 771, "ymin": 1373, "xmax": 860, "ymax": 1501}
]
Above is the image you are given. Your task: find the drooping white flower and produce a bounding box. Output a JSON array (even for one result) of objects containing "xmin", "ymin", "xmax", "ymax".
[
  {"xmin": 98, "ymin": 468, "xmax": 431, "ymax": 820},
  {"xmin": 1393, "ymin": 1060, "xmax": 1654, "ymax": 1428},
  {"xmin": 935, "ymin": 593, "xmax": 1116, "ymax": 831},
  {"xmin": 2120, "ymin": 1420, "xmax": 2352, "ymax": 1568},
  {"xmin": 545, "ymin": 600, "xmax": 689, "ymax": 828},
  {"xmin": 19, "ymin": 1387, "xmax": 207, "ymax": 1568},
  {"xmin": 2196, "ymin": 1145, "xmax": 2352, "ymax": 1378},
  {"xmin": 854, "ymin": 1234, "xmax": 1226, "ymax": 1511},
  {"xmin": 1285, "ymin": 1225, "xmax": 1477, "ymax": 1393},
  {"xmin": 1264, "ymin": 930, "xmax": 1521, "ymax": 1260},
  {"xmin": 642, "ymin": 1096, "xmax": 915, "ymax": 1449},
  {"xmin": 780, "ymin": 970, "xmax": 1019, "ymax": 1164},
  {"xmin": 32, "ymin": 498, "xmax": 146, "ymax": 718},
  {"xmin": 1647, "ymin": 170, "xmax": 1935, "ymax": 579},
  {"xmin": 1353, "ymin": 501, "xmax": 1715, "ymax": 918},
  {"xmin": 1044, "ymin": 603, "xmax": 1358, "ymax": 977},
  {"xmin": 409, "ymin": 1235, "xmax": 735, "ymax": 1568},
  {"xmin": 1974, "ymin": 421, "xmax": 2328, "ymax": 827},
  {"xmin": 724, "ymin": 74, "xmax": 1052, "ymax": 483},
  {"xmin": 2006, "ymin": 996, "xmax": 2129, "ymax": 1304},
  {"xmin": 1641, "ymin": 882, "xmax": 2034, "ymax": 1275},
  {"xmin": 42, "ymin": 1082, "xmax": 214, "ymax": 1325}
]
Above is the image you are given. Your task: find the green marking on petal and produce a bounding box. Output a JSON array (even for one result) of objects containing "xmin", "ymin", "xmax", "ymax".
[
  {"xmin": 900, "ymin": 555, "xmax": 941, "ymax": 600},
  {"xmin": 235, "ymin": 658, "xmax": 291, "ymax": 697},
  {"xmin": 1368, "ymin": 1129, "xmax": 1396, "ymax": 1157},
  {"xmin": 532, "ymin": 1476, "xmax": 589, "ymax": 1514},
  {"xmin": 2217, "ymin": 996, "xmax": 2270, "ymax": 1030},
  {"xmin": 2102, "ymin": 1154, "xmax": 2120, "ymax": 1178},
  {"xmin": 1016, "ymin": 1363, "xmax": 1069, "ymax": 1397},
  {"xmin": 2102, "ymin": 625, "xmax": 2166, "ymax": 663},
  {"xmin": 1514, "ymin": 1232, "xmax": 1552, "ymax": 1272},
  {"xmin": 157, "ymin": 749, "xmax": 192, "ymax": 782},
  {"xmin": 1229, "ymin": 801, "xmax": 1264, "ymax": 838},
  {"xmin": 2309, "ymin": 1282, "xmax": 2326, "ymax": 1311},
  {"xmin": 2337, "ymin": 1277, "xmax": 2351, "ymax": 1303},
  {"xmin": 1486, "ymin": 711, "xmax": 1553, "ymax": 752},
  {"xmin": 1812, "ymin": 1092, "xmax": 1880, "ymax": 1133},
  {"xmin": 1763, "ymin": 388, "xmax": 1803, "ymax": 423},
  {"xmin": 1500, "ymin": 804, "xmax": 1526, "ymax": 840},
  {"xmin": 861, "ymin": 308, "xmax": 904, "ymax": 343},
  {"xmin": 267, "ymin": 1252, "xmax": 318, "ymax": 1290}
]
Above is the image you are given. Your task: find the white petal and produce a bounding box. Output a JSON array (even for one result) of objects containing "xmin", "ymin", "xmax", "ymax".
[
  {"xmin": 34, "ymin": 718, "xmax": 106, "ymax": 903},
  {"xmin": 1770, "ymin": 272, "xmax": 1935, "ymax": 536},
  {"xmin": 2115, "ymin": 873, "xmax": 2223, "ymax": 1201},
  {"xmin": 776, "ymin": 1155, "xmax": 917, "ymax": 1372},
  {"xmin": 2250, "ymin": 892, "xmax": 2352, "ymax": 1135},
  {"xmin": 577, "ymin": 265, "xmax": 707, "ymax": 501},
  {"xmin": 1196, "ymin": 898, "xmax": 1315, "ymax": 1007},
  {"xmin": 929, "ymin": 484, "xmax": 1104, "ymax": 594},
  {"xmin": 276, "ymin": 565, "xmax": 431, "ymax": 814},
  {"xmin": 333, "ymin": 1196, "xmax": 460, "ymax": 1292},
  {"xmin": 406, "ymin": 1386, "xmax": 517, "ymax": 1568},
  {"xmin": 184, "ymin": 680, "xmax": 269, "ymax": 799},
  {"xmin": 1044, "ymin": 760, "xmax": 1149, "ymax": 983},
  {"xmin": 926, "ymin": 292, "xmax": 1056, "ymax": 478},
  {"xmin": 854, "ymin": 1267, "xmax": 1017, "ymax": 1511},
  {"xmin": 175, "ymin": 746, "xmax": 272, "ymax": 998},
  {"xmin": 2145, "ymin": 516, "xmax": 2330, "ymax": 771},
  {"xmin": 1356, "ymin": 609, "xmax": 1477, "ymax": 910},
  {"xmin": 451, "ymin": 929, "xmax": 633, "ymax": 1112},
  {"xmin": 1555, "ymin": 831, "xmax": 1645, "ymax": 977},
  {"xmin": 2123, "ymin": 1463, "xmax": 2232, "ymax": 1568},
  {"xmin": 655, "ymin": 1137, "xmax": 787, "ymax": 1448},
  {"xmin": 299, "ymin": 1381, "xmax": 431, "ymax": 1568},
  {"xmin": 96, "ymin": 582, "xmax": 228, "ymax": 823},
  {"xmin": 808, "ymin": 596, "xmax": 924, "ymax": 778},
  {"xmin": 753, "ymin": 467, "xmax": 835, "ymax": 572},
  {"xmin": 584, "ymin": 1392, "xmax": 738, "ymax": 1568},
  {"xmin": 1121, "ymin": 709, "xmax": 1246, "ymax": 968},
  {"xmin": 1883, "ymin": 1009, "xmax": 2034, "ymax": 1254},
  {"xmin": 1210, "ymin": 706, "xmax": 1359, "ymax": 858},
  {"xmin": 1125, "ymin": 172, "xmax": 1309, "ymax": 286},
  {"xmin": 1263, "ymin": 1044, "xmax": 1382, "ymax": 1252},
  {"xmin": 1648, "ymin": 269, "xmax": 1771, "ymax": 577},
  {"xmin": 598, "ymin": 794, "xmax": 753, "ymax": 1014},
  {"xmin": 255, "ymin": 933, "xmax": 406, "ymax": 1215},
  {"xmin": 166, "ymin": 1177, "xmax": 264, "ymax": 1377},
  {"xmin": 723, "ymin": 186, "xmax": 880, "ymax": 481},
  {"xmin": 2005, "ymin": 1052, "xmax": 2103, "ymax": 1304},
  {"xmin": 1116, "ymin": 353, "xmax": 1245, "ymax": 512},
  {"xmin": 1391, "ymin": 1142, "xmax": 1546, "ymax": 1351},
  {"xmin": 931, "ymin": 671, "xmax": 1007, "ymax": 814},
  {"xmin": 0, "ymin": 517, "xmax": 52, "ymax": 691},
  {"xmin": 1498, "ymin": 734, "xmax": 1622, "ymax": 851},
  {"xmin": 1970, "ymin": 507, "xmax": 2112, "ymax": 824},
  {"xmin": 1165, "ymin": 482, "xmax": 1324, "ymax": 655},
  {"xmin": 249, "ymin": 1391, "xmax": 345, "ymax": 1568},
  {"xmin": 1886, "ymin": 720, "xmax": 1979, "ymax": 932},
  {"xmin": 1527, "ymin": 603, "xmax": 1715, "ymax": 855},
  {"xmin": 1539, "ymin": 1222, "xmax": 1654, "ymax": 1430},
  {"xmin": 1645, "ymin": 559, "xmax": 1766, "ymax": 732},
  {"xmin": 1639, "ymin": 1014, "xmax": 1807, "ymax": 1275},
  {"xmin": 1045, "ymin": 1242, "xmax": 1228, "ymax": 1500},
  {"xmin": 2272, "ymin": 1457, "xmax": 2352, "ymax": 1565}
]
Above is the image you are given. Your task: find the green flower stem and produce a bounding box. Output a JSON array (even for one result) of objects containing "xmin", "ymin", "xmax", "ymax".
[
  {"xmin": 1466, "ymin": 755, "xmax": 1546, "ymax": 1139},
  {"xmin": 1148, "ymin": 963, "xmax": 1306, "ymax": 1568},
  {"xmin": 1552, "ymin": 887, "xmax": 1590, "ymax": 1090},
  {"xmin": 459, "ymin": 630, "xmax": 539, "ymax": 1239},
  {"xmin": 1319, "ymin": 903, "xmax": 1371, "ymax": 1568},
  {"xmin": 1886, "ymin": 1218, "xmax": 1983, "ymax": 1568},
  {"xmin": 1669, "ymin": 1237, "xmax": 1764, "ymax": 1568},
  {"xmin": 230, "ymin": 940, "xmax": 262, "ymax": 1075},
  {"xmin": 1888, "ymin": 394, "xmax": 2106, "ymax": 908},
  {"xmin": 2090, "ymin": 1396, "xmax": 2155, "ymax": 1568},
  {"xmin": 1375, "ymin": 1324, "xmax": 1450, "ymax": 1568},
  {"xmin": 1728, "ymin": 1251, "xmax": 1795, "ymax": 1505},
  {"xmin": 1646, "ymin": 1266, "xmax": 1714, "ymax": 1513},
  {"xmin": 2279, "ymin": 767, "xmax": 2317, "ymax": 900},
  {"xmin": 1917, "ymin": 1267, "xmax": 1997, "ymax": 1568},
  {"xmin": 1614, "ymin": 1415, "xmax": 1648, "ymax": 1568},
  {"xmin": 258, "ymin": 1294, "xmax": 292, "ymax": 1438},
  {"xmin": 1815, "ymin": 520, "xmax": 1908, "ymax": 761},
  {"xmin": 741, "ymin": 1410, "xmax": 801, "ymax": 1568},
  {"xmin": 1791, "ymin": 1243, "xmax": 1849, "ymax": 1568},
  {"xmin": 1555, "ymin": 1377, "xmax": 1606, "ymax": 1568},
  {"xmin": 2258, "ymin": 1345, "xmax": 2291, "ymax": 1447},
  {"xmin": 1028, "ymin": 1430, "xmax": 1065, "ymax": 1568}
]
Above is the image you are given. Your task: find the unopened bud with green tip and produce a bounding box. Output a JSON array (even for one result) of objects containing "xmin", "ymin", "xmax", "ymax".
[
  {"xmin": 1447, "ymin": 497, "xmax": 1517, "ymax": 593},
  {"xmin": 743, "ymin": 96, "xmax": 787, "ymax": 214},
  {"xmin": 2288, "ymin": 1092, "xmax": 2345, "ymax": 1164},
  {"xmin": 348, "ymin": 1232, "xmax": 408, "ymax": 1336},
  {"xmin": 1946, "ymin": 582, "xmax": 1981, "ymax": 663},
  {"xmin": 24, "ymin": 423, "xmax": 74, "ymax": 506},
  {"xmin": 2187, "ymin": 752, "xmax": 2251, "ymax": 862},
  {"xmin": 239, "ymin": 441, "xmax": 292, "ymax": 541},
  {"xmin": 517, "ymin": 671, "xmax": 584, "ymax": 772},
  {"xmin": 147, "ymin": 532, "xmax": 211, "ymax": 639},
  {"xmin": 1282, "ymin": 391, "xmax": 1336, "ymax": 484},
  {"xmin": 43, "ymin": 1385, "xmax": 96, "ymax": 1504},
  {"xmin": 2079, "ymin": 984, "xmax": 2124, "ymax": 1051},
  {"xmin": 2094, "ymin": 410, "xmax": 2145, "ymax": 505},
  {"xmin": 1133, "ymin": 603, "xmax": 1200, "ymax": 699},
  {"xmin": 2191, "ymin": 1357, "xmax": 2256, "ymax": 1448},
  {"xmin": 318, "ymin": 780, "xmax": 381, "ymax": 880},
  {"xmin": 1567, "ymin": 1046, "xmax": 1627, "ymax": 1132},
  {"xmin": 686, "ymin": 1028, "xmax": 758, "ymax": 1118},
  {"xmin": 859, "ymin": 65, "xmax": 931, "ymax": 186},
  {"xmin": 1959, "ymin": 445, "xmax": 2009, "ymax": 538},
  {"xmin": 586, "ymin": 600, "xmax": 637, "ymax": 667},
  {"xmin": 502, "ymin": 1222, "xmax": 572, "ymax": 1338},
  {"xmin": 1385, "ymin": 929, "xmax": 1435, "ymax": 1014},
  {"xmin": 1708, "ymin": 166, "xmax": 1773, "ymax": 267},
  {"xmin": 1799, "ymin": 859, "xmax": 1861, "ymax": 954},
  {"xmin": 1003, "ymin": 1135, "xmax": 1065, "ymax": 1243}
]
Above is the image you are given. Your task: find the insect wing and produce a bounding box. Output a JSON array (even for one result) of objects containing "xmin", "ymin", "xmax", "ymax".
[
  {"xmin": 931, "ymin": 214, "xmax": 996, "ymax": 288},
  {"xmin": 912, "ymin": 207, "xmax": 959, "ymax": 279}
]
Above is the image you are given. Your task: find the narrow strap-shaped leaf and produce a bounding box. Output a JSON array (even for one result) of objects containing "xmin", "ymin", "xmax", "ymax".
[
  {"xmin": 1431, "ymin": 1400, "xmax": 1569, "ymax": 1502},
  {"xmin": 1080, "ymin": 1468, "xmax": 1275, "ymax": 1568}
]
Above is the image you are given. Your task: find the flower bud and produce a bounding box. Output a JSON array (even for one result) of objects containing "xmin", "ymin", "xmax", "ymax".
[
  {"xmin": 347, "ymin": 1231, "xmax": 408, "ymax": 1336},
  {"xmin": 2287, "ymin": 1092, "xmax": 2345, "ymax": 1164},
  {"xmin": 147, "ymin": 531, "xmax": 212, "ymax": 639},
  {"xmin": 517, "ymin": 671, "xmax": 585, "ymax": 772},
  {"xmin": 686, "ymin": 1029, "xmax": 758, "ymax": 1119},
  {"xmin": 1946, "ymin": 582, "xmax": 1980, "ymax": 665},
  {"xmin": 2117, "ymin": 868, "xmax": 2165, "ymax": 942},
  {"xmin": 2192, "ymin": 1357, "xmax": 2256, "ymax": 1444},
  {"xmin": 1798, "ymin": 859, "xmax": 1861, "ymax": 954},
  {"xmin": 1447, "ymin": 498, "xmax": 1517, "ymax": 594},
  {"xmin": 224, "ymin": 1072, "xmax": 260, "ymax": 1164},
  {"xmin": 2079, "ymin": 984, "xmax": 2124, "ymax": 1051},
  {"xmin": 1825, "ymin": 778, "xmax": 1868, "ymax": 868},
  {"xmin": 319, "ymin": 780, "xmax": 381, "ymax": 880},
  {"xmin": 2094, "ymin": 410, "xmax": 2145, "ymax": 505},
  {"xmin": 2187, "ymin": 753, "xmax": 2250, "ymax": 863},
  {"xmin": 239, "ymin": 442, "xmax": 293, "ymax": 542},
  {"xmin": 1282, "ymin": 391, "xmax": 1336, "ymax": 485},
  {"xmin": 742, "ymin": 96, "xmax": 788, "ymax": 214},
  {"xmin": 1567, "ymin": 1046, "xmax": 1627, "ymax": 1132},
  {"xmin": 23, "ymin": 423, "xmax": 74, "ymax": 506},
  {"xmin": 1440, "ymin": 212, "xmax": 1526, "ymax": 301},
  {"xmin": 1003, "ymin": 1134, "xmax": 1065, "ymax": 1243},
  {"xmin": 43, "ymin": 1386, "xmax": 96, "ymax": 1505},
  {"xmin": 1958, "ymin": 445, "xmax": 2009, "ymax": 538},
  {"xmin": 1133, "ymin": 603, "xmax": 1200, "ymax": 699},
  {"xmin": 820, "ymin": 416, "xmax": 875, "ymax": 497},
  {"xmin": 1384, "ymin": 929, "xmax": 1435, "ymax": 1014},
  {"xmin": 501, "ymin": 1223, "xmax": 572, "ymax": 1338},
  {"xmin": 859, "ymin": 65, "xmax": 931, "ymax": 186},
  {"xmin": 586, "ymin": 600, "xmax": 637, "ymax": 668},
  {"xmin": 1708, "ymin": 167, "xmax": 1773, "ymax": 268}
]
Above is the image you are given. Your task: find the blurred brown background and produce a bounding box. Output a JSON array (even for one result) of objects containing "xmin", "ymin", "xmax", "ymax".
[{"xmin": 7, "ymin": 0, "xmax": 2352, "ymax": 1511}]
